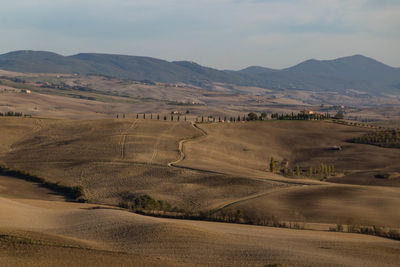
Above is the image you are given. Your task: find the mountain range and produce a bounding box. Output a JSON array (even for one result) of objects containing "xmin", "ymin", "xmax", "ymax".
[{"xmin": 0, "ymin": 50, "xmax": 399, "ymax": 95}]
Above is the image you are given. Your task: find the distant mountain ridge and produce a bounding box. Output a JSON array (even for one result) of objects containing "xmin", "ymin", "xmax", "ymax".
[{"xmin": 0, "ymin": 50, "xmax": 399, "ymax": 95}]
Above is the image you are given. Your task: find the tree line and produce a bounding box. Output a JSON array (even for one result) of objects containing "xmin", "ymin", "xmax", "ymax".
[
  {"xmin": 117, "ymin": 192, "xmax": 400, "ymax": 241},
  {"xmin": 0, "ymin": 165, "xmax": 85, "ymax": 202},
  {"xmin": 0, "ymin": 111, "xmax": 28, "ymax": 117},
  {"xmin": 116, "ymin": 113, "xmax": 189, "ymax": 121},
  {"xmin": 269, "ymin": 157, "xmax": 336, "ymax": 179},
  {"xmin": 119, "ymin": 194, "xmax": 171, "ymax": 212},
  {"xmin": 348, "ymin": 130, "xmax": 400, "ymax": 148},
  {"xmin": 120, "ymin": 111, "xmax": 335, "ymax": 123},
  {"xmin": 271, "ymin": 112, "xmax": 331, "ymax": 120}
]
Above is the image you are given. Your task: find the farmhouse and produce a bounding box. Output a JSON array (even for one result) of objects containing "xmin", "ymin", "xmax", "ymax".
[{"xmin": 300, "ymin": 109, "xmax": 313, "ymax": 115}]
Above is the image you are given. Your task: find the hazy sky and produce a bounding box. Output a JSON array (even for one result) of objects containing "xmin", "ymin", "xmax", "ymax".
[{"xmin": 1, "ymin": 0, "xmax": 399, "ymax": 69}]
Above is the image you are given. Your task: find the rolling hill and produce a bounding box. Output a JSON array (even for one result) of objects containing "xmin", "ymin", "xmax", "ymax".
[
  {"xmin": 0, "ymin": 117, "xmax": 400, "ymax": 266},
  {"xmin": 1, "ymin": 50, "xmax": 399, "ymax": 94},
  {"xmin": 0, "ymin": 50, "xmax": 245, "ymax": 85},
  {"xmin": 241, "ymin": 55, "xmax": 400, "ymax": 93}
]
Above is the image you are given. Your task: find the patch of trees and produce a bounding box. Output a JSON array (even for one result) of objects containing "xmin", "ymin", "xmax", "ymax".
[
  {"xmin": 117, "ymin": 193, "xmax": 399, "ymax": 242},
  {"xmin": 194, "ymin": 111, "xmax": 330, "ymax": 123},
  {"xmin": 68, "ymin": 94, "xmax": 96, "ymax": 101},
  {"xmin": 0, "ymin": 165, "xmax": 86, "ymax": 202},
  {"xmin": 40, "ymin": 82, "xmax": 93, "ymax": 92},
  {"xmin": 245, "ymin": 112, "xmax": 267, "ymax": 121},
  {"xmin": 128, "ymin": 113, "xmax": 187, "ymax": 122},
  {"xmin": 208, "ymin": 209, "xmax": 303, "ymax": 229},
  {"xmin": 0, "ymin": 76, "xmax": 26, "ymax": 83},
  {"xmin": 167, "ymin": 101, "xmax": 204, "ymax": 106},
  {"xmin": 124, "ymin": 204, "xmax": 304, "ymax": 230},
  {"xmin": 0, "ymin": 111, "xmax": 24, "ymax": 117},
  {"xmin": 269, "ymin": 157, "xmax": 336, "ymax": 180},
  {"xmin": 332, "ymin": 119, "xmax": 380, "ymax": 129},
  {"xmin": 118, "ymin": 194, "xmax": 171, "ymax": 212},
  {"xmin": 271, "ymin": 112, "xmax": 330, "ymax": 120},
  {"xmin": 348, "ymin": 130, "xmax": 400, "ymax": 148},
  {"xmin": 195, "ymin": 113, "xmax": 263, "ymax": 123},
  {"xmin": 330, "ymin": 223, "xmax": 400, "ymax": 241}
]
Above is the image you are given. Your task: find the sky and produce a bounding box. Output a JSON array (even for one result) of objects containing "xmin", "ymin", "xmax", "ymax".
[{"xmin": 1, "ymin": 0, "xmax": 399, "ymax": 70}]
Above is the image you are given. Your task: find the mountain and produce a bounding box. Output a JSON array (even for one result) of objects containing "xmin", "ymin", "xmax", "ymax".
[
  {"xmin": 0, "ymin": 51, "xmax": 246, "ymax": 85},
  {"xmin": 238, "ymin": 55, "xmax": 400, "ymax": 93},
  {"xmin": 285, "ymin": 55, "xmax": 399, "ymax": 81},
  {"xmin": 0, "ymin": 51, "xmax": 87, "ymax": 74},
  {"xmin": 237, "ymin": 66, "xmax": 277, "ymax": 75},
  {"xmin": 0, "ymin": 50, "xmax": 399, "ymax": 95}
]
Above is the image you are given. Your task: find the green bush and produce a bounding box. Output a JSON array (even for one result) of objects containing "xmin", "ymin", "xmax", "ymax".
[{"xmin": 119, "ymin": 194, "xmax": 171, "ymax": 212}]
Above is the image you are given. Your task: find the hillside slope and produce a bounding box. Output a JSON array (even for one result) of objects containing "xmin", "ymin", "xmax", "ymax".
[
  {"xmin": 239, "ymin": 55, "xmax": 400, "ymax": 93},
  {"xmin": 1, "ymin": 51, "xmax": 399, "ymax": 94},
  {"xmin": 1, "ymin": 174, "xmax": 400, "ymax": 267},
  {"xmin": 2, "ymin": 117, "xmax": 400, "ymax": 228}
]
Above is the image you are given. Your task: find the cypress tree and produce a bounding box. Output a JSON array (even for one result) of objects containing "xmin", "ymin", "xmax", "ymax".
[
  {"xmin": 269, "ymin": 157, "xmax": 275, "ymax": 172},
  {"xmin": 320, "ymin": 163, "xmax": 325, "ymax": 175}
]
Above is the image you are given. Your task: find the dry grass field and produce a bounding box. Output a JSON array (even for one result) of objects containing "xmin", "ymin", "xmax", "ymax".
[
  {"xmin": 0, "ymin": 173, "xmax": 400, "ymax": 267},
  {"xmin": 0, "ymin": 115, "xmax": 400, "ymax": 266},
  {"xmin": 0, "ymin": 90, "xmax": 167, "ymax": 119},
  {"xmin": 3, "ymin": 69, "xmax": 400, "ymax": 123},
  {"xmin": 178, "ymin": 121, "xmax": 400, "ymax": 226},
  {"xmin": 181, "ymin": 121, "xmax": 400, "ymax": 185},
  {"xmin": 0, "ymin": 117, "xmax": 284, "ymax": 210}
]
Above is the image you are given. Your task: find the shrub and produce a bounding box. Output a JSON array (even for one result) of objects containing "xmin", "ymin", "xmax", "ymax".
[
  {"xmin": 247, "ymin": 112, "xmax": 258, "ymax": 121},
  {"xmin": 118, "ymin": 194, "xmax": 171, "ymax": 212},
  {"xmin": 388, "ymin": 229, "xmax": 400, "ymax": 240},
  {"xmin": 348, "ymin": 224, "xmax": 360, "ymax": 233}
]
